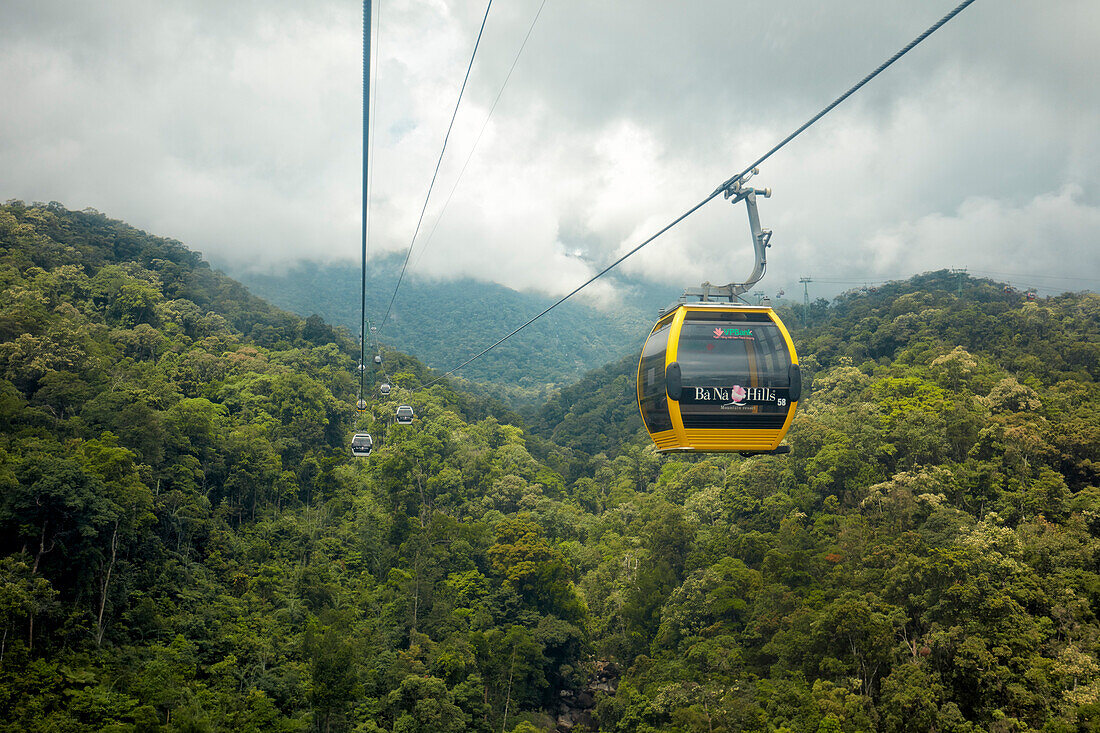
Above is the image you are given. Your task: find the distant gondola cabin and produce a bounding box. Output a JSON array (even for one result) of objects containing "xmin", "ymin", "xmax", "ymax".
[{"xmin": 351, "ymin": 433, "xmax": 373, "ymax": 457}]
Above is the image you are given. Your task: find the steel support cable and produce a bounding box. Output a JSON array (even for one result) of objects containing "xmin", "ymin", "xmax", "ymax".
[
  {"xmin": 710, "ymin": 0, "xmax": 979, "ymax": 198},
  {"xmin": 366, "ymin": 1, "xmax": 382, "ymax": 278},
  {"xmin": 414, "ymin": 0, "xmax": 980, "ymax": 391},
  {"xmin": 363, "ymin": 3, "xmax": 382, "ymax": 369},
  {"xmin": 968, "ymin": 269, "xmax": 1097, "ymax": 284},
  {"xmin": 375, "ymin": 352, "xmax": 392, "ymax": 391},
  {"xmin": 377, "ymin": 0, "xmax": 494, "ymax": 335},
  {"xmin": 808, "ymin": 271, "xmax": 1096, "ymax": 286},
  {"xmin": 997, "ymin": 281, "xmax": 1065, "ymax": 295},
  {"xmin": 969, "ymin": 277, "xmax": 1083, "ymax": 295},
  {"xmin": 412, "ymin": 0, "xmax": 551, "ymax": 272},
  {"xmin": 365, "ymin": 0, "xmax": 378, "ymax": 405},
  {"xmin": 418, "ymin": 195, "xmax": 718, "ymax": 390}
]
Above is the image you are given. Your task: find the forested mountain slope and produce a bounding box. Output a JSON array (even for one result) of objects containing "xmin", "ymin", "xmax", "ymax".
[
  {"xmin": 234, "ymin": 260, "xmax": 679, "ymax": 404},
  {"xmin": 2, "ymin": 202, "xmax": 1100, "ymax": 733},
  {"xmin": 525, "ymin": 271, "xmax": 1100, "ymax": 730}
]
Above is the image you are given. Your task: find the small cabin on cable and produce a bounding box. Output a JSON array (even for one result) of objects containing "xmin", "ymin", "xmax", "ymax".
[{"xmin": 351, "ymin": 433, "xmax": 373, "ymax": 457}]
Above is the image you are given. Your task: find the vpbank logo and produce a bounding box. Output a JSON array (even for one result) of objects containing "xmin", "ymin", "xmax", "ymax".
[{"xmin": 712, "ymin": 327, "xmax": 753, "ymax": 339}]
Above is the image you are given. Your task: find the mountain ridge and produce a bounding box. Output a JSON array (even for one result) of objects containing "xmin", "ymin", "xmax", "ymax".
[{"xmin": 228, "ymin": 257, "xmax": 682, "ymax": 403}]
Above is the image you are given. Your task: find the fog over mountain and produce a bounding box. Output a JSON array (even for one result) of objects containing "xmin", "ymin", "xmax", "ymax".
[{"xmin": 2, "ymin": 0, "xmax": 1097, "ymax": 303}]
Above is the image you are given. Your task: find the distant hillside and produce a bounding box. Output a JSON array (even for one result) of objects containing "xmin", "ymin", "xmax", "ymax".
[
  {"xmin": 230, "ymin": 259, "xmax": 681, "ymax": 403},
  {"xmin": 797, "ymin": 271, "xmax": 1098, "ymax": 381},
  {"xmin": 0, "ymin": 202, "xmax": 311, "ymax": 348}
]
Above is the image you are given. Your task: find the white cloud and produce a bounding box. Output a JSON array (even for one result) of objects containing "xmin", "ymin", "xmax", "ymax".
[
  {"xmin": 1, "ymin": 0, "xmax": 1097, "ymax": 301},
  {"xmin": 866, "ymin": 185, "xmax": 1100, "ymax": 286}
]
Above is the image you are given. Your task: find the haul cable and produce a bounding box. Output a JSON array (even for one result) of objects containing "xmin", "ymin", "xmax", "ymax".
[{"xmin": 415, "ymin": 0, "xmax": 981, "ymax": 391}]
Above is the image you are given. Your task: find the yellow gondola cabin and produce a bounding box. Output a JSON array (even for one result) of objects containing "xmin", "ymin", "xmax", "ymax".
[{"xmin": 637, "ymin": 303, "xmax": 801, "ymax": 454}]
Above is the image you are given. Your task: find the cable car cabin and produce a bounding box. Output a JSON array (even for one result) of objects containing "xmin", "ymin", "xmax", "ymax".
[
  {"xmin": 380, "ymin": 382, "xmax": 391, "ymax": 396},
  {"xmin": 350, "ymin": 433, "xmax": 373, "ymax": 457},
  {"xmin": 637, "ymin": 303, "xmax": 801, "ymax": 454},
  {"xmin": 395, "ymin": 405, "xmax": 415, "ymax": 425}
]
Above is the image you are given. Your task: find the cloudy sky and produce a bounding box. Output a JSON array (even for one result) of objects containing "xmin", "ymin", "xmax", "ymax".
[{"xmin": 2, "ymin": 0, "xmax": 1097, "ymax": 303}]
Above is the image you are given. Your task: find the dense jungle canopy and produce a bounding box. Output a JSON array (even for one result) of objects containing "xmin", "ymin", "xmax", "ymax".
[{"xmin": 1, "ymin": 201, "xmax": 1098, "ymax": 732}]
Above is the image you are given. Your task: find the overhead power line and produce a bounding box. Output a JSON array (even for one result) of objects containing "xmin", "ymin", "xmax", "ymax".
[
  {"xmin": 415, "ymin": 0, "xmax": 981, "ymax": 390},
  {"xmin": 378, "ymin": 0, "xmax": 494, "ymax": 335}
]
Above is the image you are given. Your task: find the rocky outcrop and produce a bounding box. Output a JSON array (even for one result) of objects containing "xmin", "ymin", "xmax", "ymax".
[{"xmin": 554, "ymin": 661, "xmax": 619, "ymax": 732}]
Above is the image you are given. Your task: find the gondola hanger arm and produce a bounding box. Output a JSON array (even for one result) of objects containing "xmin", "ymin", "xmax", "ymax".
[{"xmin": 682, "ymin": 169, "xmax": 772, "ymax": 304}]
